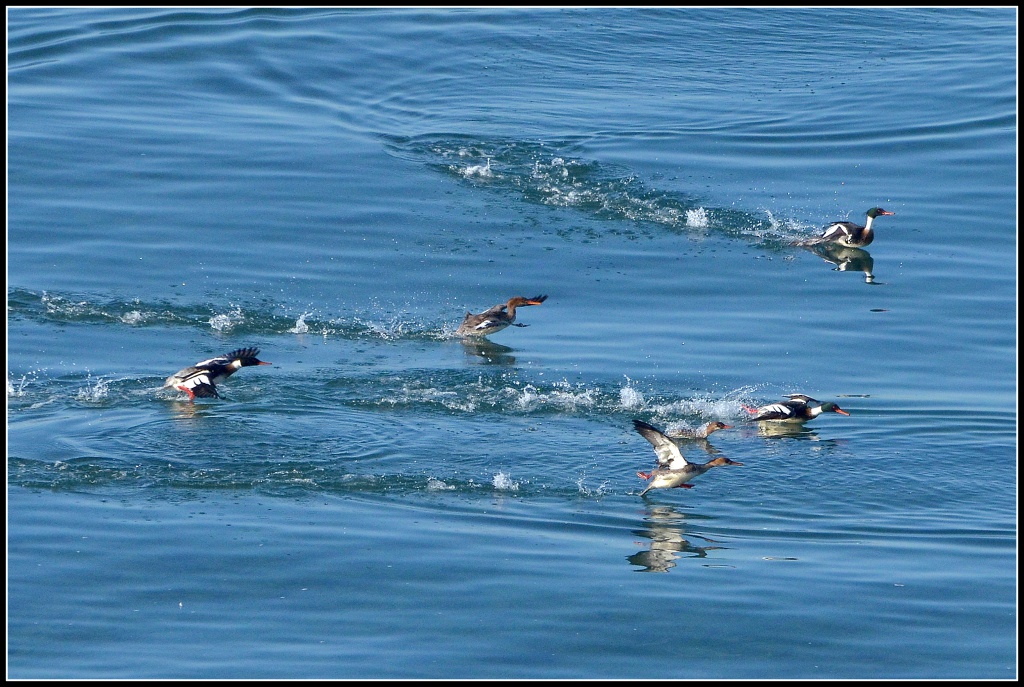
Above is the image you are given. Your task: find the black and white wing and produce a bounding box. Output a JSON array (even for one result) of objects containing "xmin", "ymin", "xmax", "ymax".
[
  {"xmin": 168, "ymin": 367, "xmax": 220, "ymax": 398},
  {"xmin": 633, "ymin": 419, "xmax": 690, "ymax": 469},
  {"xmin": 193, "ymin": 354, "xmax": 232, "ymax": 370},
  {"xmin": 473, "ymin": 317, "xmax": 504, "ymax": 331},
  {"xmin": 749, "ymin": 402, "xmax": 797, "ymax": 421},
  {"xmin": 475, "ymin": 304, "xmax": 512, "ymax": 329},
  {"xmin": 818, "ymin": 221, "xmax": 859, "ymax": 243}
]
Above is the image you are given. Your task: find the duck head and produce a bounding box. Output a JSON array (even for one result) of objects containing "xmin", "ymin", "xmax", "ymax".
[
  {"xmin": 229, "ymin": 347, "xmax": 272, "ymax": 367},
  {"xmin": 507, "ymin": 294, "xmax": 548, "ymax": 308},
  {"xmin": 819, "ymin": 402, "xmax": 850, "ymax": 416}
]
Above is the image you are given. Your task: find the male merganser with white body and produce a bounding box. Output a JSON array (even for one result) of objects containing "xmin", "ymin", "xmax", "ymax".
[
  {"xmin": 164, "ymin": 347, "xmax": 271, "ymax": 400},
  {"xmin": 633, "ymin": 419, "xmax": 743, "ymax": 496},
  {"xmin": 800, "ymin": 207, "xmax": 894, "ymax": 248},
  {"xmin": 742, "ymin": 394, "xmax": 850, "ymax": 425},
  {"xmin": 455, "ymin": 295, "xmax": 548, "ymax": 338}
]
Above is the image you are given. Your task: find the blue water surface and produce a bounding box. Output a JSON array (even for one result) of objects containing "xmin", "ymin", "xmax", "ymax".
[{"xmin": 7, "ymin": 7, "xmax": 1017, "ymax": 679}]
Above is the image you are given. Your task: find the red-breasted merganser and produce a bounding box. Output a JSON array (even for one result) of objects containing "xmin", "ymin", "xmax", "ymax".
[
  {"xmin": 801, "ymin": 207, "xmax": 894, "ymax": 248},
  {"xmin": 455, "ymin": 294, "xmax": 548, "ymax": 337},
  {"xmin": 665, "ymin": 421, "xmax": 733, "ymax": 441},
  {"xmin": 665, "ymin": 421, "xmax": 734, "ymax": 456},
  {"xmin": 633, "ymin": 419, "xmax": 743, "ymax": 496},
  {"xmin": 164, "ymin": 347, "xmax": 271, "ymax": 400},
  {"xmin": 663, "ymin": 419, "xmax": 737, "ymax": 456},
  {"xmin": 742, "ymin": 394, "xmax": 850, "ymax": 424}
]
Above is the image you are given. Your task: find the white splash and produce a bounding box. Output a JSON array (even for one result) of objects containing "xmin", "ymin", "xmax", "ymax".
[
  {"xmin": 462, "ymin": 158, "xmax": 493, "ymax": 178},
  {"xmin": 648, "ymin": 385, "xmax": 762, "ymax": 423},
  {"xmin": 647, "ymin": 204, "xmax": 684, "ymax": 225},
  {"xmin": 762, "ymin": 209, "xmax": 815, "ymax": 243},
  {"xmin": 763, "ymin": 208, "xmax": 783, "ymax": 232},
  {"xmin": 619, "ymin": 381, "xmax": 645, "ymax": 409},
  {"xmin": 531, "ymin": 157, "xmax": 568, "ymax": 180},
  {"xmin": 41, "ymin": 291, "xmax": 89, "ymax": 317},
  {"xmin": 7, "ymin": 374, "xmax": 31, "ymax": 397},
  {"xmin": 502, "ymin": 381, "xmax": 598, "ymax": 413},
  {"xmin": 209, "ymin": 306, "xmax": 244, "ymax": 332},
  {"xmin": 353, "ymin": 316, "xmax": 413, "ymax": 341},
  {"xmin": 492, "ymin": 472, "xmax": 519, "ymax": 491},
  {"xmin": 576, "ymin": 474, "xmax": 609, "ymax": 497},
  {"xmin": 76, "ymin": 375, "xmax": 110, "ymax": 403},
  {"xmin": 388, "ymin": 385, "xmax": 479, "ymax": 413},
  {"xmin": 426, "ymin": 477, "xmax": 455, "ymax": 491},
  {"xmin": 289, "ymin": 312, "xmax": 311, "ymax": 334},
  {"xmin": 547, "ymin": 382, "xmax": 598, "ymax": 411},
  {"xmin": 120, "ymin": 310, "xmax": 147, "ymax": 325},
  {"xmin": 512, "ymin": 384, "xmax": 542, "ymax": 410},
  {"xmin": 685, "ymin": 207, "xmax": 710, "ymax": 228}
]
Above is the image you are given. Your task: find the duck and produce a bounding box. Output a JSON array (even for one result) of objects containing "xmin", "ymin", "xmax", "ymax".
[
  {"xmin": 664, "ymin": 420, "xmax": 734, "ymax": 456},
  {"xmin": 665, "ymin": 421, "xmax": 733, "ymax": 441},
  {"xmin": 800, "ymin": 207, "xmax": 894, "ymax": 248},
  {"xmin": 633, "ymin": 419, "xmax": 743, "ymax": 496},
  {"xmin": 455, "ymin": 294, "xmax": 548, "ymax": 338},
  {"xmin": 742, "ymin": 394, "xmax": 850, "ymax": 424},
  {"xmin": 164, "ymin": 347, "xmax": 271, "ymax": 400}
]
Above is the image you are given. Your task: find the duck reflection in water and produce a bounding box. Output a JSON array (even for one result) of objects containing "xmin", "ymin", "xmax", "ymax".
[
  {"xmin": 750, "ymin": 423, "xmax": 848, "ymax": 456},
  {"xmin": 460, "ymin": 338, "xmax": 517, "ymax": 365},
  {"xmin": 803, "ymin": 243, "xmax": 877, "ymax": 284},
  {"xmin": 168, "ymin": 398, "xmax": 210, "ymax": 423},
  {"xmin": 756, "ymin": 421, "xmax": 813, "ymax": 438},
  {"xmin": 628, "ymin": 504, "xmax": 726, "ymax": 572}
]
